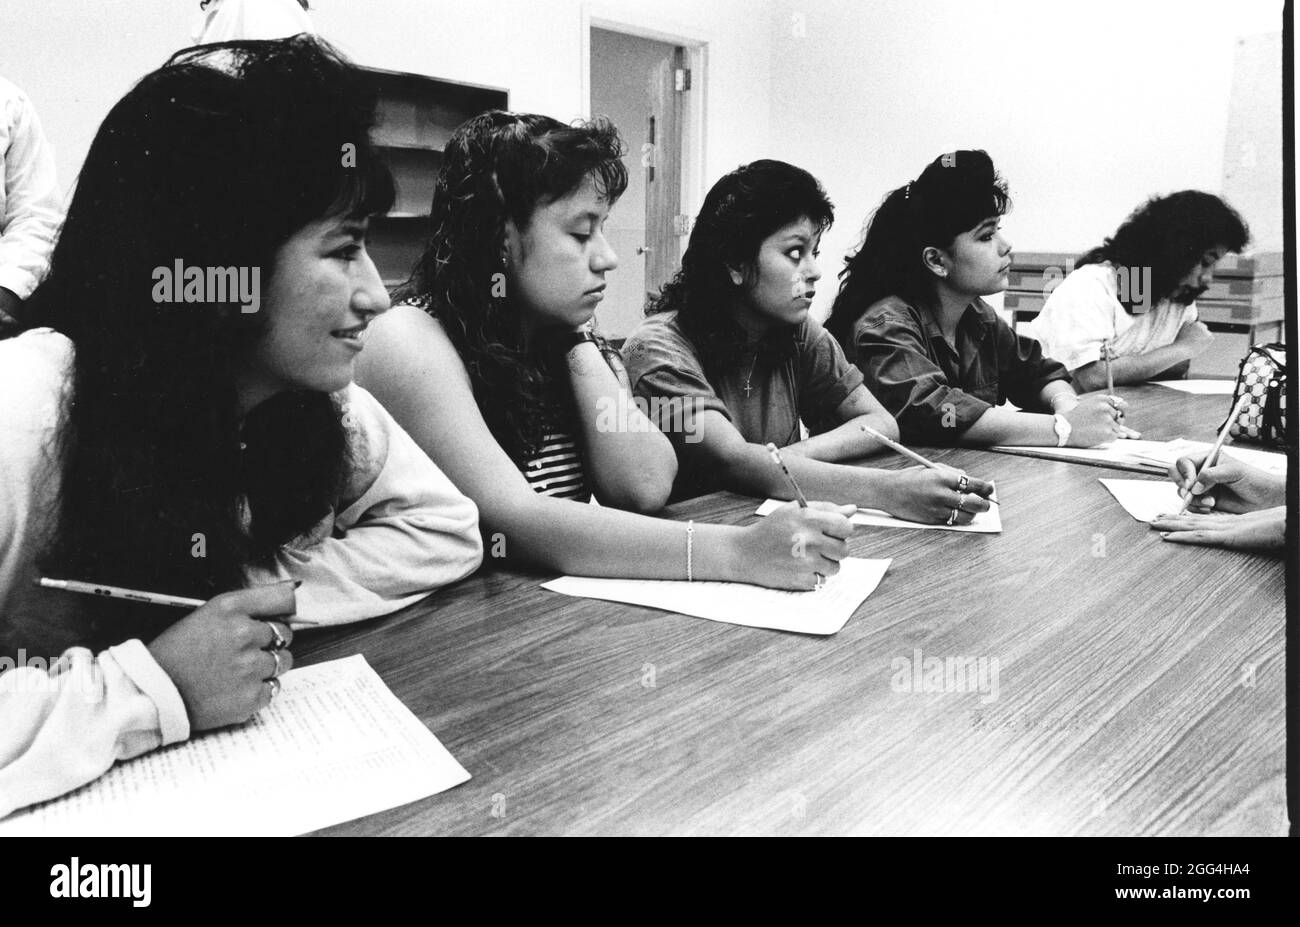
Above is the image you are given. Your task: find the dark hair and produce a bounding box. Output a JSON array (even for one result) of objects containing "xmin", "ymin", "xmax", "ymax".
[
  {"xmin": 827, "ymin": 150, "xmax": 1009, "ymax": 345},
  {"xmin": 1077, "ymin": 190, "xmax": 1249, "ymax": 310},
  {"xmin": 647, "ymin": 159, "xmax": 834, "ymax": 375},
  {"xmin": 24, "ymin": 36, "xmax": 393, "ymax": 647},
  {"xmin": 397, "ymin": 111, "xmax": 627, "ymax": 462}
]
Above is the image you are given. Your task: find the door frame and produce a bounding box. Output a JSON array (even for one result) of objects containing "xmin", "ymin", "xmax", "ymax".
[{"xmin": 580, "ymin": 3, "xmax": 707, "ymax": 256}]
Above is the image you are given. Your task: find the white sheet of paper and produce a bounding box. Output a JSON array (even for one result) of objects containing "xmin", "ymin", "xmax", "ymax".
[
  {"xmin": 541, "ymin": 557, "xmax": 891, "ymax": 635},
  {"xmin": 992, "ymin": 437, "xmax": 1287, "ymax": 477},
  {"xmin": 1150, "ymin": 379, "xmax": 1238, "ymax": 395},
  {"xmin": 755, "ymin": 493, "xmax": 1001, "ymax": 533},
  {"xmin": 1099, "ymin": 478, "xmax": 1186, "ymax": 522},
  {"xmin": 990, "ymin": 438, "xmax": 1179, "ymax": 471},
  {"xmin": 0, "ymin": 655, "xmax": 469, "ymax": 836},
  {"xmin": 1133, "ymin": 438, "xmax": 1287, "ymax": 477}
]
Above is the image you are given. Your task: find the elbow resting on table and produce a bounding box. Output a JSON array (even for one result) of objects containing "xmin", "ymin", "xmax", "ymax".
[
  {"xmin": 1070, "ymin": 363, "xmax": 1105, "ymax": 393},
  {"xmin": 865, "ymin": 410, "xmax": 900, "ymax": 446},
  {"xmin": 711, "ymin": 443, "xmax": 780, "ymax": 498},
  {"xmin": 596, "ymin": 472, "xmax": 675, "ymax": 514}
]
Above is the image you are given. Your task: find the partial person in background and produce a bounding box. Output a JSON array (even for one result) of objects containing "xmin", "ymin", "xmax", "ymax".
[
  {"xmin": 359, "ymin": 114, "xmax": 855, "ymax": 590},
  {"xmin": 625, "ymin": 159, "xmax": 994, "ymax": 524},
  {"xmin": 192, "ymin": 0, "xmax": 314, "ymax": 45},
  {"xmin": 826, "ymin": 150, "xmax": 1132, "ymax": 449},
  {"xmin": 1025, "ymin": 191, "xmax": 1249, "ymax": 390},
  {"xmin": 1, "ymin": 37, "xmax": 481, "ymax": 819},
  {"xmin": 1152, "ymin": 452, "xmax": 1285, "ymax": 550},
  {"xmin": 0, "ymin": 75, "xmax": 63, "ymax": 329}
]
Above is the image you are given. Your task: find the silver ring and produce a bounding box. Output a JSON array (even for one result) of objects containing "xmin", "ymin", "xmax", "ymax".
[
  {"xmin": 266, "ymin": 622, "xmax": 287, "ymax": 651},
  {"xmin": 814, "ymin": 572, "xmax": 825, "ymax": 591},
  {"xmin": 266, "ymin": 677, "xmax": 281, "ymax": 703},
  {"xmin": 956, "ymin": 474, "xmax": 969, "ymax": 494},
  {"xmin": 267, "ymin": 648, "xmax": 282, "ymax": 680},
  {"xmin": 946, "ymin": 508, "xmax": 959, "ymax": 526}
]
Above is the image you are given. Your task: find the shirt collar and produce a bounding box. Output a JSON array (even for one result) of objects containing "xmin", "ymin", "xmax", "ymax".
[{"xmin": 923, "ymin": 299, "xmax": 995, "ymax": 346}]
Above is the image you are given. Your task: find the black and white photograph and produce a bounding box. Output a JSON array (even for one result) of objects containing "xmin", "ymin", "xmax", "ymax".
[{"xmin": 0, "ymin": 0, "xmax": 1293, "ymax": 873}]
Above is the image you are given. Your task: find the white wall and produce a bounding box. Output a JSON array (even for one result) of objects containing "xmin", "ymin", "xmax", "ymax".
[
  {"xmin": 765, "ymin": 0, "xmax": 1285, "ymax": 320},
  {"xmin": 1, "ymin": 0, "xmax": 772, "ymax": 207},
  {"xmin": 1, "ymin": 0, "xmax": 1285, "ymax": 319}
]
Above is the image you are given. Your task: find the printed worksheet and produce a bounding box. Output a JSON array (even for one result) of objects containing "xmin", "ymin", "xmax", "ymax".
[{"xmin": 0, "ymin": 655, "xmax": 469, "ymax": 836}]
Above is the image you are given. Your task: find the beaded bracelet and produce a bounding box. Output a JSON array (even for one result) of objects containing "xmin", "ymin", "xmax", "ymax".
[{"xmin": 686, "ymin": 521, "xmax": 695, "ymax": 582}]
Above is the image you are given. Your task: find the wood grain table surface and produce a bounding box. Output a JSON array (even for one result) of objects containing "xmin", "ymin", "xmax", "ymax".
[{"xmin": 300, "ymin": 385, "xmax": 1287, "ymax": 836}]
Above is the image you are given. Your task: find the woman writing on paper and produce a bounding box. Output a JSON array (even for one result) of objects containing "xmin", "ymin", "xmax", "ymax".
[
  {"xmin": 1152, "ymin": 453, "xmax": 1285, "ymax": 550},
  {"xmin": 622, "ymin": 159, "xmax": 994, "ymax": 523},
  {"xmin": 1025, "ymin": 191, "xmax": 1249, "ymax": 390},
  {"xmin": 826, "ymin": 150, "xmax": 1134, "ymax": 450},
  {"xmin": 0, "ymin": 37, "xmax": 482, "ymax": 818},
  {"xmin": 357, "ymin": 113, "xmax": 853, "ymax": 590}
]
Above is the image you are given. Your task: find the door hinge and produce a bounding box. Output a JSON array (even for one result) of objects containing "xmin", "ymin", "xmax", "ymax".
[{"xmin": 674, "ymin": 68, "xmax": 691, "ymax": 91}]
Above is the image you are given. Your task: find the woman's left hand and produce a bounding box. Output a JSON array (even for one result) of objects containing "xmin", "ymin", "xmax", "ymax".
[{"xmin": 1149, "ymin": 506, "xmax": 1285, "ymax": 551}]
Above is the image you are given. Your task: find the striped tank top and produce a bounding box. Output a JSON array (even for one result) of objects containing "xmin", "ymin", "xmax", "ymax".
[{"xmin": 520, "ymin": 426, "xmax": 589, "ymax": 501}]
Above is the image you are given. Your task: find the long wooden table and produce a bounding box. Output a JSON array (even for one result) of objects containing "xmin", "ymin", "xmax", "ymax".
[{"xmin": 301, "ymin": 385, "xmax": 1287, "ymax": 836}]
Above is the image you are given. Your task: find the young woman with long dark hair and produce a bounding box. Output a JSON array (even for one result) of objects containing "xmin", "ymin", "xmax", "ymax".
[
  {"xmin": 826, "ymin": 150, "xmax": 1135, "ymax": 448},
  {"xmin": 358, "ymin": 113, "xmax": 854, "ymax": 590},
  {"xmin": 0, "ymin": 36, "xmax": 481, "ymax": 817},
  {"xmin": 1026, "ymin": 190, "xmax": 1249, "ymax": 390},
  {"xmin": 625, "ymin": 159, "xmax": 995, "ymax": 523}
]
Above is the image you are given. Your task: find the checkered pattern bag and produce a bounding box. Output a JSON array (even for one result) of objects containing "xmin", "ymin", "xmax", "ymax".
[{"xmin": 1222, "ymin": 343, "xmax": 1286, "ymax": 446}]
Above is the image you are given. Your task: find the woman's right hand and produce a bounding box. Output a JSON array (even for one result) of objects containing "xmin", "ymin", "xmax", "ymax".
[
  {"xmin": 1063, "ymin": 394, "xmax": 1140, "ymax": 446},
  {"xmin": 735, "ymin": 501, "xmax": 855, "ymax": 590},
  {"xmin": 146, "ymin": 581, "xmax": 297, "ymax": 731},
  {"xmin": 885, "ymin": 466, "xmax": 994, "ymax": 525},
  {"xmin": 1168, "ymin": 453, "xmax": 1285, "ymax": 514}
]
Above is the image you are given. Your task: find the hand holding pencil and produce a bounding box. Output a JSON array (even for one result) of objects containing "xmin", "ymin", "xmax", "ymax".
[
  {"xmin": 145, "ymin": 581, "xmax": 300, "ymax": 730},
  {"xmin": 1167, "ymin": 395, "xmax": 1269, "ymax": 515},
  {"xmin": 860, "ymin": 425, "xmax": 996, "ymax": 525}
]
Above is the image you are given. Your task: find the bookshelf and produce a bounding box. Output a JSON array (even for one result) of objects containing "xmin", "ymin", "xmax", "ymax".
[{"xmin": 359, "ymin": 67, "xmax": 509, "ymax": 287}]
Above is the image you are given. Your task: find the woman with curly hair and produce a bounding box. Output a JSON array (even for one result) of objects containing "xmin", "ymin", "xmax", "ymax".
[
  {"xmin": 358, "ymin": 113, "xmax": 853, "ymax": 589},
  {"xmin": 1026, "ymin": 190, "xmax": 1249, "ymax": 389},
  {"xmin": 826, "ymin": 149, "xmax": 1134, "ymax": 448},
  {"xmin": 0, "ymin": 36, "xmax": 482, "ymax": 817},
  {"xmin": 623, "ymin": 159, "xmax": 994, "ymax": 524}
]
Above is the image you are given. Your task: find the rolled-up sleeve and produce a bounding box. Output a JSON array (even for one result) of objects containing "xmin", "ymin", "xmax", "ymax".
[
  {"xmin": 997, "ymin": 323, "xmax": 1072, "ymax": 410},
  {"xmin": 797, "ymin": 317, "xmax": 864, "ymax": 432},
  {"xmin": 1027, "ymin": 267, "xmax": 1117, "ymax": 372},
  {"xmin": 853, "ymin": 311, "xmax": 992, "ymax": 441},
  {"xmin": 622, "ymin": 316, "xmax": 730, "ymax": 447},
  {"xmin": 0, "ymin": 640, "xmax": 189, "ymax": 820}
]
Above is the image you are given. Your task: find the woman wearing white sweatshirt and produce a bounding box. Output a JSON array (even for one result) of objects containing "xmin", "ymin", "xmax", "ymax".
[{"xmin": 0, "ymin": 37, "xmax": 482, "ymax": 819}]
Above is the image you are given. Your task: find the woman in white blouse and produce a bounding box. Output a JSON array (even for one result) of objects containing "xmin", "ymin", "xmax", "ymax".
[{"xmin": 1026, "ymin": 191, "xmax": 1248, "ymax": 390}]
